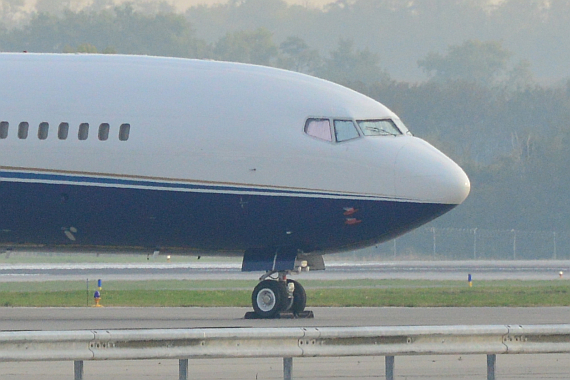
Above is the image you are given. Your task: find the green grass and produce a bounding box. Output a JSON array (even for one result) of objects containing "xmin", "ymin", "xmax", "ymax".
[
  {"xmin": 307, "ymin": 285, "xmax": 570, "ymax": 307},
  {"xmin": 1, "ymin": 279, "xmax": 570, "ymax": 307}
]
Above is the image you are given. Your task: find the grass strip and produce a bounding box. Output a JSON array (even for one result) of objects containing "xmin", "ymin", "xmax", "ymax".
[
  {"xmin": 307, "ymin": 286, "xmax": 570, "ymax": 307},
  {"xmin": 0, "ymin": 290, "xmax": 250, "ymax": 307},
  {"xmin": 1, "ymin": 280, "xmax": 570, "ymax": 307}
]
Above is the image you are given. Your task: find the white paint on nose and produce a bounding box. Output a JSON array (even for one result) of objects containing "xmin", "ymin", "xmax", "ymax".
[{"xmin": 394, "ymin": 138, "xmax": 470, "ymax": 204}]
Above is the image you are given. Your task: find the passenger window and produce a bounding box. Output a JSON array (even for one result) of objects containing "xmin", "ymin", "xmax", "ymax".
[
  {"xmin": 98, "ymin": 123, "xmax": 110, "ymax": 141},
  {"xmin": 58, "ymin": 122, "xmax": 69, "ymax": 140},
  {"xmin": 119, "ymin": 123, "xmax": 130, "ymax": 141},
  {"xmin": 334, "ymin": 120, "xmax": 360, "ymax": 142},
  {"xmin": 18, "ymin": 122, "xmax": 29, "ymax": 139},
  {"xmin": 38, "ymin": 122, "xmax": 49, "ymax": 140},
  {"xmin": 357, "ymin": 119, "xmax": 402, "ymax": 136},
  {"xmin": 304, "ymin": 119, "xmax": 332, "ymax": 142},
  {"xmin": 78, "ymin": 123, "xmax": 89, "ymax": 140},
  {"xmin": 0, "ymin": 121, "xmax": 8, "ymax": 139}
]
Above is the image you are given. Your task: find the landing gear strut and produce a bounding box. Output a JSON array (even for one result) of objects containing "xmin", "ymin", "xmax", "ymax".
[
  {"xmin": 287, "ymin": 278, "xmax": 306, "ymax": 313},
  {"xmin": 249, "ymin": 271, "xmax": 309, "ymax": 319}
]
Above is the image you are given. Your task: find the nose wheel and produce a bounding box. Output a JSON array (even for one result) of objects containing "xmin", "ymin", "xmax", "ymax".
[
  {"xmin": 252, "ymin": 280, "xmax": 288, "ymax": 318},
  {"xmin": 250, "ymin": 274, "xmax": 308, "ymax": 318}
]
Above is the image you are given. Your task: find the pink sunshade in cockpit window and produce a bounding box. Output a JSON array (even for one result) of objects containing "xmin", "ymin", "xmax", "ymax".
[{"xmin": 304, "ymin": 119, "xmax": 332, "ymax": 141}]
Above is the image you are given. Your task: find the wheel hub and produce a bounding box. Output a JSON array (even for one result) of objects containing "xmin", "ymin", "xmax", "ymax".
[{"xmin": 257, "ymin": 289, "xmax": 276, "ymax": 312}]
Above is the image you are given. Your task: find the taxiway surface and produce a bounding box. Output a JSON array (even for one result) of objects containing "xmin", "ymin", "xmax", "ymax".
[
  {"xmin": 1, "ymin": 260, "xmax": 570, "ymax": 281},
  {"xmin": 1, "ymin": 306, "xmax": 570, "ymax": 330}
]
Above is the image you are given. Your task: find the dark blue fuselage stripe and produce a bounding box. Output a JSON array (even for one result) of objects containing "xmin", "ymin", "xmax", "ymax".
[{"xmin": 0, "ymin": 169, "xmax": 406, "ymax": 201}]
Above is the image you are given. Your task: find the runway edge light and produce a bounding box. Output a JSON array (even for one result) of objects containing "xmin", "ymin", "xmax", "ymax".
[{"xmin": 93, "ymin": 290, "xmax": 102, "ymax": 307}]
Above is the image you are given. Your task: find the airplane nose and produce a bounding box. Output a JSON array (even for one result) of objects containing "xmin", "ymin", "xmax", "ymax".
[{"xmin": 394, "ymin": 138, "xmax": 470, "ymax": 205}]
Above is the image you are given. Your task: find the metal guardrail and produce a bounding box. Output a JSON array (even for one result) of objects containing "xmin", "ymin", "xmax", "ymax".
[{"xmin": 2, "ymin": 325, "xmax": 570, "ymax": 379}]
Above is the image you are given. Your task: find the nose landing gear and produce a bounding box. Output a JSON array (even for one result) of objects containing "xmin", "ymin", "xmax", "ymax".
[{"xmin": 248, "ymin": 271, "xmax": 311, "ymax": 319}]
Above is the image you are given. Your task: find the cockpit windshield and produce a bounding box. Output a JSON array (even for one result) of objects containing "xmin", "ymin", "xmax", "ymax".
[
  {"xmin": 357, "ymin": 119, "xmax": 402, "ymax": 136},
  {"xmin": 304, "ymin": 117, "xmax": 411, "ymax": 143}
]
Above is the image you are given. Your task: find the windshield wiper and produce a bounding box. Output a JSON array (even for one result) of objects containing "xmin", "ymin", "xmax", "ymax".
[{"xmin": 366, "ymin": 127, "xmax": 396, "ymax": 136}]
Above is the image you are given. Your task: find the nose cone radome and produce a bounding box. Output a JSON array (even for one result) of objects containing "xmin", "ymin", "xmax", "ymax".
[{"xmin": 394, "ymin": 138, "xmax": 470, "ymax": 205}]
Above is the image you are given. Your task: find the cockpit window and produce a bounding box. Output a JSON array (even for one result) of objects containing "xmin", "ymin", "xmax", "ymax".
[
  {"xmin": 357, "ymin": 119, "xmax": 402, "ymax": 136},
  {"xmin": 304, "ymin": 118, "xmax": 332, "ymax": 142},
  {"xmin": 393, "ymin": 118, "xmax": 411, "ymax": 135},
  {"xmin": 334, "ymin": 120, "xmax": 360, "ymax": 142}
]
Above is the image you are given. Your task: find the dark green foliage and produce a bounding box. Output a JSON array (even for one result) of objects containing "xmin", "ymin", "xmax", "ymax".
[
  {"xmin": 418, "ymin": 40, "xmax": 513, "ymax": 86},
  {"xmin": 316, "ymin": 38, "xmax": 389, "ymax": 87},
  {"xmin": 277, "ymin": 36, "xmax": 321, "ymax": 74},
  {"xmin": 213, "ymin": 28, "xmax": 277, "ymax": 65},
  {"xmin": 1, "ymin": 5, "xmax": 205, "ymax": 57}
]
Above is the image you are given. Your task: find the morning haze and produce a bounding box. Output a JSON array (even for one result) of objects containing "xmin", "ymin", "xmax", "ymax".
[{"xmin": 1, "ymin": 0, "xmax": 568, "ymax": 259}]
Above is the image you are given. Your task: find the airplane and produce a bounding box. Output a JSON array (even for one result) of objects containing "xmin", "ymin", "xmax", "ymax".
[{"xmin": 0, "ymin": 53, "xmax": 470, "ymax": 318}]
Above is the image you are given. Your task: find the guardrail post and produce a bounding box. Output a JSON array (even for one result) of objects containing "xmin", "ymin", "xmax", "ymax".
[
  {"xmin": 385, "ymin": 356, "xmax": 394, "ymax": 380},
  {"xmin": 179, "ymin": 359, "xmax": 188, "ymax": 380},
  {"xmin": 487, "ymin": 354, "xmax": 496, "ymax": 380},
  {"xmin": 283, "ymin": 357, "xmax": 293, "ymax": 380},
  {"xmin": 74, "ymin": 360, "xmax": 83, "ymax": 380}
]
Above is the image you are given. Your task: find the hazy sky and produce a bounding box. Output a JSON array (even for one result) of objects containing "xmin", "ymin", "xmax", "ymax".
[
  {"xmin": 176, "ymin": 0, "xmax": 333, "ymax": 6},
  {"xmin": 26, "ymin": 0, "xmax": 334, "ymax": 13},
  {"xmin": 144, "ymin": 0, "xmax": 334, "ymax": 11}
]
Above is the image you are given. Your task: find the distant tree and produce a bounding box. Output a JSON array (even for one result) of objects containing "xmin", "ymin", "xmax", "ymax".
[
  {"xmin": 503, "ymin": 59, "xmax": 535, "ymax": 93},
  {"xmin": 128, "ymin": 0, "xmax": 176, "ymax": 15},
  {"xmin": 76, "ymin": 42, "xmax": 97, "ymax": 53},
  {"xmin": 85, "ymin": 0, "xmax": 115, "ymax": 13},
  {"xmin": 277, "ymin": 36, "xmax": 321, "ymax": 74},
  {"xmin": 1, "ymin": 0, "xmax": 26, "ymax": 27},
  {"xmin": 323, "ymin": 0, "xmax": 352, "ymax": 12},
  {"xmin": 62, "ymin": 42, "xmax": 99, "ymax": 53},
  {"xmin": 101, "ymin": 46, "xmax": 116, "ymax": 54},
  {"xmin": 213, "ymin": 28, "xmax": 278, "ymax": 66},
  {"xmin": 317, "ymin": 38, "xmax": 389, "ymax": 86},
  {"xmin": 0, "ymin": 5, "xmax": 206, "ymax": 58},
  {"xmin": 418, "ymin": 40, "xmax": 512, "ymax": 86},
  {"xmin": 35, "ymin": 0, "xmax": 85, "ymax": 15}
]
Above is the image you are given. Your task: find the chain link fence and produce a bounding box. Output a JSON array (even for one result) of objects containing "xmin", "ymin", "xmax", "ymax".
[{"xmin": 356, "ymin": 228, "xmax": 570, "ymax": 260}]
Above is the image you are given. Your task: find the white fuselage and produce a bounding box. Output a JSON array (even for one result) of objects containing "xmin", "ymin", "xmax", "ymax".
[{"xmin": 0, "ymin": 53, "xmax": 470, "ymax": 256}]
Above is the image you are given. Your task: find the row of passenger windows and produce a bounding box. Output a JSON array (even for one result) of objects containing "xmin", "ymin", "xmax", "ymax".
[
  {"xmin": 0, "ymin": 122, "xmax": 131, "ymax": 141},
  {"xmin": 304, "ymin": 118, "xmax": 406, "ymax": 143}
]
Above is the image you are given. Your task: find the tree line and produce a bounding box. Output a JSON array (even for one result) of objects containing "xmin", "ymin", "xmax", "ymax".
[{"xmin": 3, "ymin": 0, "xmax": 570, "ymax": 82}]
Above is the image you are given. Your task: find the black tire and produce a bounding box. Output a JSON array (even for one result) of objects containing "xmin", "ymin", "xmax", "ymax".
[
  {"xmin": 287, "ymin": 279, "xmax": 306, "ymax": 313},
  {"xmin": 252, "ymin": 280, "xmax": 288, "ymax": 318}
]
